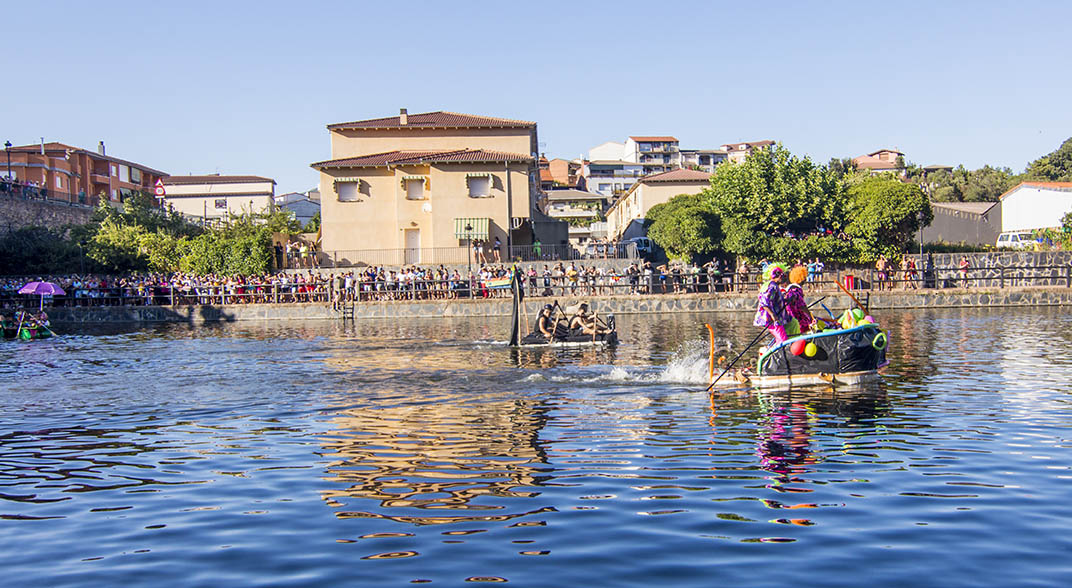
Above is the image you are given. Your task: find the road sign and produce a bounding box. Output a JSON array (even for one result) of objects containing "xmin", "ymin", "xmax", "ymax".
[{"xmin": 154, "ymin": 179, "xmax": 166, "ymax": 198}]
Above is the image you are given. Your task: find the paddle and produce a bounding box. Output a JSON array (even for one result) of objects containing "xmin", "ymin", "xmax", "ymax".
[
  {"xmin": 705, "ymin": 295, "xmax": 826, "ymax": 391},
  {"xmin": 835, "ymin": 278, "xmax": 869, "ymax": 315}
]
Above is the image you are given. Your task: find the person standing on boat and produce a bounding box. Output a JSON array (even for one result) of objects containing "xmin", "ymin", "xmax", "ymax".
[
  {"xmin": 754, "ymin": 264, "xmax": 792, "ymax": 343},
  {"xmin": 784, "ymin": 266, "xmax": 815, "ymax": 335}
]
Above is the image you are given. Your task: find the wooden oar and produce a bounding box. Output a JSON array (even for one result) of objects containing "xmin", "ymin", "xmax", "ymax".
[
  {"xmin": 705, "ymin": 296, "xmax": 826, "ymax": 392},
  {"xmin": 835, "ymin": 278, "xmax": 869, "ymax": 315}
]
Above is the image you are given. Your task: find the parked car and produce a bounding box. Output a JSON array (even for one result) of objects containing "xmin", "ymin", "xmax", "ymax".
[
  {"xmin": 996, "ymin": 231, "xmax": 1035, "ymax": 250},
  {"xmin": 626, "ymin": 237, "xmax": 654, "ymax": 256}
]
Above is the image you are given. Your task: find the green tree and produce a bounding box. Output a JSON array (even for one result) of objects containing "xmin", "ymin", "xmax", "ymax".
[
  {"xmin": 706, "ymin": 143, "xmax": 847, "ymax": 261},
  {"xmin": 1025, "ymin": 137, "xmax": 1072, "ymax": 181},
  {"xmin": 846, "ymin": 177, "xmax": 932, "ymax": 261},
  {"xmin": 303, "ymin": 212, "xmax": 321, "ymax": 233},
  {"xmin": 645, "ymin": 193, "xmax": 722, "ymax": 261}
]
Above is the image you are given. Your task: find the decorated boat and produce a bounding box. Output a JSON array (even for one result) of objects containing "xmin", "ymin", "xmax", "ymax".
[
  {"xmin": 745, "ymin": 323, "xmax": 889, "ymax": 388},
  {"xmin": 507, "ymin": 267, "xmax": 618, "ymax": 347}
]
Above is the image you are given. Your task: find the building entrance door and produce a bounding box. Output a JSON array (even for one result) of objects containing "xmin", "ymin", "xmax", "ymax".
[{"xmin": 404, "ymin": 228, "xmax": 420, "ymax": 264}]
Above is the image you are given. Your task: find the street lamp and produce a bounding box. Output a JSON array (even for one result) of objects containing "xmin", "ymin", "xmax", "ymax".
[
  {"xmin": 465, "ymin": 223, "xmax": 473, "ymax": 274},
  {"xmin": 4, "ymin": 140, "xmax": 11, "ymax": 185}
]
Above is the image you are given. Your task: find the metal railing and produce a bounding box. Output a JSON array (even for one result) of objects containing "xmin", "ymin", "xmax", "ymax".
[
  {"xmin": 3, "ymin": 264, "xmax": 1069, "ymax": 310},
  {"xmin": 320, "ymin": 243, "xmax": 641, "ymax": 267},
  {"xmin": 0, "ymin": 181, "xmax": 95, "ymax": 207}
]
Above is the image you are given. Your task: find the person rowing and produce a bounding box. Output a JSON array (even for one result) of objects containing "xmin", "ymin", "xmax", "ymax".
[
  {"xmin": 569, "ymin": 302, "xmax": 609, "ymax": 336},
  {"xmin": 537, "ymin": 304, "xmax": 557, "ymax": 338}
]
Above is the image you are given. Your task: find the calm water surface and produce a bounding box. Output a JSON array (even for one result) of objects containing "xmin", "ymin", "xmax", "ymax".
[{"xmin": 2, "ymin": 308, "xmax": 1071, "ymax": 587}]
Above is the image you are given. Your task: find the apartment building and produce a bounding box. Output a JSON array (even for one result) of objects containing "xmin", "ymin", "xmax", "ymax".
[
  {"xmin": 311, "ymin": 110, "xmax": 544, "ymax": 264},
  {"xmin": 721, "ymin": 140, "xmax": 775, "ymax": 163},
  {"xmin": 161, "ymin": 175, "xmax": 276, "ymax": 221},
  {"xmin": 605, "ymin": 168, "xmax": 712, "ymax": 239},
  {"xmin": 2, "ymin": 140, "xmax": 167, "ymax": 206}
]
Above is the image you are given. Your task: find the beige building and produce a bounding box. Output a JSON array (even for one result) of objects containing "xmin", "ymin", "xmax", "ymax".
[
  {"xmin": 852, "ymin": 148, "xmax": 904, "ymax": 174},
  {"xmin": 312, "ymin": 110, "xmax": 541, "ymax": 265},
  {"xmin": 605, "ymin": 168, "xmax": 711, "ymax": 239},
  {"xmin": 721, "ymin": 140, "xmax": 775, "ymax": 163},
  {"xmin": 161, "ymin": 175, "xmax": 276, "ymax": 221}
]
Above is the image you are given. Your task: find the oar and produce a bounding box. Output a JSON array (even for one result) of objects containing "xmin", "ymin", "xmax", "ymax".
[
  {"xmin": 835, "ymin": 278, "xmax": 869, "ymax": 315},
  {"xmin": 705, "ymin": 296, "xmax": 826, "ymax": 391},
  {"xmin": 14, "ymin": 312, "xmax": 25, "ymax": 340}
]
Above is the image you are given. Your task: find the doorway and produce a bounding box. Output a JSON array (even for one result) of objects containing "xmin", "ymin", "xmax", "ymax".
[{"xmin": 404, "ymin": 228, "xmax": 420, "ymax": 264}]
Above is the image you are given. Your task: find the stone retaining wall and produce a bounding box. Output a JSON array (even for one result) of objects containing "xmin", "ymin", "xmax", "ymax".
[
  {"xmin": 0, "ymin": 197, "xmax": 94, "ymax": 235},
  {"xmin": 47, "ymin": 287, "xmax": 1072, "ymax": 324}
]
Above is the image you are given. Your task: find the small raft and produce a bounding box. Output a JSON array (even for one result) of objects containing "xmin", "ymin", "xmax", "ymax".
[{"xmin": 745, "ymin": 324, "xmax": 889, "ymax": 389}]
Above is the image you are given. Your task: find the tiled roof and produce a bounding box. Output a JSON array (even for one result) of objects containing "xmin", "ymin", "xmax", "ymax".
[
  {"xmin": 163, "ymin": 175, "xmax": 275, "ymax": 185},
  {"xmin": 852, "ymin": 157, "xmax": 898, "ymax": 169},
  {"xmin": 932, "ymin": 201, "xmax": 998, "ymax": 215},
  {"xmin": 328, "ymin": 111, "xmax": 535, "ymax": 130},
  {"xmin": 540, "ymin": 169, "xmax": 555, "ymax": 182},
  {"xmin": 868, "ymin": 148, "xmax": 904, "ymax": 156},
  {"xmin": 8, "ymin": 142, "xmax": 167, "ymax": 176},
  {"xmin": 545, "ymin": 189, "xmax": 605, "ymax": 201},
  {"xmin": 999, "ymin": 181, "xmax": 1072, "ymax": 200},
  {"xmin": 722, "ymin": 140, "xmax": 775, "ymax": 152},
  {"xmin": 630, "ymin": 136, "xmax": 679, "ymax": 142},
  {"xmin": 642, "ymin": 168, "xmax": 712, "ymax": 183},
  {"xmin": 311, "ymin": 149, "xmax": 532, "ymax": 169}
]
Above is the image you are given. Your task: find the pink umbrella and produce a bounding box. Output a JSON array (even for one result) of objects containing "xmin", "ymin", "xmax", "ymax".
[{"xmin": 18, "ymin": 281, "xmax": 65, "ymax": 310}]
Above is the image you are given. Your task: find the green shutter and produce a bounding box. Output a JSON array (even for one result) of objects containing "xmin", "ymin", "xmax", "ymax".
[{"xmin": 454, "ymin": 217, "xmax": 489, "ymax": 239}]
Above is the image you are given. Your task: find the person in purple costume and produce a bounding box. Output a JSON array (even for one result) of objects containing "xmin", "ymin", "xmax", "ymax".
[{"xmin": 753, "ymin": 265, "xmax": 791, "ymax": 343}]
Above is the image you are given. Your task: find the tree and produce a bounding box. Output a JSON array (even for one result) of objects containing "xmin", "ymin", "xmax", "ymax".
[
  {"xmin": 846, "ymin": 177, "xmax": 932, "ymax": 261},
  {"xmin": 1025, "ymin": 137, "xmax": 1072, "ymax": 182},
  {"xmin": 705, "ymin": 143, "xmax": 848, "ymax": 261},
  {"xmin": 645, "ymin": 193, "xmax": 722, "ymax": 261},
  {"xmin": 303, "ymin": 212, "xmax": 321, "ymax": 233}
]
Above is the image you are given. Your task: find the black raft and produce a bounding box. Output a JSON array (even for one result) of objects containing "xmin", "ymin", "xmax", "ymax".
[
  {"xmin": 756, "ymin": 324, "xmax": 889, "ymax": 384},
  {"xmin": 508, "ymin": 268, "xmax": 618, "ymax": 347}
]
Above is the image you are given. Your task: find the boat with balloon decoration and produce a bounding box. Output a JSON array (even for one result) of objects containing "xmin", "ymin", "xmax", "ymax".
[{"xmin": 743, "ymin": 309, "xmax": 889, "ymax": 389}]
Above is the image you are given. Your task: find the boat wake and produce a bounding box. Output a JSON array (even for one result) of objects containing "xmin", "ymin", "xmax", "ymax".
[{"xmin": 521, "ymin": 337, "xmax": 732, "ymax": 387}]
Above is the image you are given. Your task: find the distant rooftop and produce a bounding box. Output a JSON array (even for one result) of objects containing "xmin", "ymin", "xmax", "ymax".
[
  {"xmin": 630, "ymin": 136, "xmax": 679, "ymax": 142},
  {"xmin": 312, "ymin": 149, "xmax": 531, "ymax": 169},
  {"xmin": 163, "ymin": 174, "xmax": 275, "ymax": 185},
  {"xmin": 328, "ymin": 110, "xmax": 535, "ymax": 131},
  {"xmin": 641, "ymin": 168, "xmax": 712, "ymax": 183}
]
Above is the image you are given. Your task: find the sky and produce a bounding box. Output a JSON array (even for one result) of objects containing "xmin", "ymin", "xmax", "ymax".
[{"xmin": 2, "ymin": 1, "xmax": 1070, "ymax": 194}]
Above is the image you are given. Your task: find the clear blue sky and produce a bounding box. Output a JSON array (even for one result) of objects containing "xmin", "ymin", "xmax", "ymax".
[{"xmin": 2, "ymin": 1, "xmax": 1069, "ymax": 194}]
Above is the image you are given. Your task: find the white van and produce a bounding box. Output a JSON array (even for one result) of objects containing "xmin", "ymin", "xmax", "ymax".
[{"xmin": 995, "ymin": 231, "xmax": 1034, "ymax": 250}]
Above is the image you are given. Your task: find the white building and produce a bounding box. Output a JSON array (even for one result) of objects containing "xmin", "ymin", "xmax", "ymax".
[
  {"xmin": 998, "ymin": 182, "xmax": 1072, "ymax": 232},
  {"xmin": 605, "ymin": 168, "xmax": 712, "ymax": 239},
  {"xmin": 162, "ymin": 174, "xmax": 276, "ymax": 221},
  {"xmin": 721, "ymin": 140, "xmax": 775, "ymax": 163},
  {"xmin": 275, "ymin": 191, "xmax": 321, "ymax": 226},
  {"xmin": 584, "ymin": 160, "xmax": 645, "ymax": 198},
  {"xmin": 680, "ymin": 148, "xmax": 728, "ymax": 172}
]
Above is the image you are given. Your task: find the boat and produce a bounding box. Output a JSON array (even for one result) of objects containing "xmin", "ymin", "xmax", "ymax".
[
  {"xmin": 17, "ymin": 325, "xmax": 54, "ymax": 341},
  {"xmin": 744, "ymin": 324, "xmax": 889, "ymax": 389},
  {"xmin": 507, "ymin": 268, "xmax": 619, "ymax": 347}
]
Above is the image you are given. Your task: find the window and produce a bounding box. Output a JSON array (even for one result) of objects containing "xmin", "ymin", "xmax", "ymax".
[
  {"xmin": 405, "ymin": 179, "xmax": 425, "ymax": 200},
  {"xmin": 56, "ymin": 176, "xmax": 63, "ymax": 188},
  {"xmin": 112, "ymin": 164, "xmax": 118, "ymax": 177},
  {"xmin": 131, "ymin": 168, "xmax": 142, "ymax": 184},
  {"xmin": 598, "ymin": 183, "xmax": 611, "ymax": 192},
  {"xmin": 467, "ymin": 176, "xmax": 490, "ymax": 198},
  {"xmin": 337, "ymin": 182, "xmax": 359, "ymax": 202},
  {"xmin": 119, "ymin": 165, "xmax": 130, "ymax": 182},
  {"xmin": 214, "ymin": 198, "xmax": 227, "ymax": 210}
]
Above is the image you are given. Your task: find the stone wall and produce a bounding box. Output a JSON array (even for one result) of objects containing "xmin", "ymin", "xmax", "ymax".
[
  {"xmin": 0, "ymin": 196, "xmax": 94, "ymax": 235},
  {"xmin": 46, "ymin": 287, "xmax": 1072, "ymax": 324}
]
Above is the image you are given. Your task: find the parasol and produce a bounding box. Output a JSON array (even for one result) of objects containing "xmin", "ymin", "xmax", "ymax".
[{"xmin": 18, "ymin": 281, "xmax": 65, "ymax": 310}]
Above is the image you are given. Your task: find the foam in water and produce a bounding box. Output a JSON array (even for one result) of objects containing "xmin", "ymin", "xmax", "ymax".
[{"xmin": 658, "ymin": 338, "xmax": 730, "ymax": 385}]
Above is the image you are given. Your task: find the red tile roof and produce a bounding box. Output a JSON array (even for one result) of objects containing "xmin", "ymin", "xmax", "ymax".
[
  {"xmin": 629, "ymin": 136, "xmax": 679, "ymax": 142},
  {"xmin": 540, "ymin": 169, "xmax": 555, "ymax": 182},
  {"xmin": 311, "ymin": 149, "xmax": 532, "ymax": 169},
  {"xmin": 641, "ymin": 168, "xmax": 712, "ymax": 183},
  {"xmin": 8, "ymin": 142, "xmax": 167, "ymax": 176},
  {"xmin": 868, "ymin": 148, "xmax": 904, "ymax": 156},
  {"xmin": 163, "ymin": 175, "xmax": 275, "ymax": 185},
  {"xmin": 722, "ymin": 140, "xmax": 774, "ymax": 152},
  {"xmin": 852, "ymin": 156, "xmax": 900, "ymax": 170},
  {"xmin": 328, "ymin": 111, "xmax": 535, "ymax": 131},
  {"xmin": 998, "ymin": 181, "xmax": 1072, "ymax": 200}
]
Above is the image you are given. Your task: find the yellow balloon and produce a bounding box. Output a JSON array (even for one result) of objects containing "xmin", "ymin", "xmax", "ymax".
[{"xmin": 804, "ymin": 342, "xmax": 818, "ymax": 357}]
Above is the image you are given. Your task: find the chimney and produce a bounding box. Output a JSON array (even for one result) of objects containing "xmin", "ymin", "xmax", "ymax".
[
  {"xmin": 98, "ymin": 141, "xmax": 106, "ymax": 156},
  {"xmin": 40, "ymin": 137, "xmax": 45, "ymax": 155},
  {"xmin": 399, "ymin": 108, "xmax": 408, "ymax": 125}
]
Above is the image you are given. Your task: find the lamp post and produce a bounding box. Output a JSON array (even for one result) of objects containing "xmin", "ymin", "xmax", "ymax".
[
  {"xmin": 4, "ymin": 140, "xmax": 11, "ymax": 185},
  {"xmin": 465, "ymin": 223, "xmax": 473, "ymax": 274}
]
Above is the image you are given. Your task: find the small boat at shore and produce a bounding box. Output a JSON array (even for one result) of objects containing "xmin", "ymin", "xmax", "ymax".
[
  {"xmin": 3, "ymin": 324, "xmax": 54, "ymax": 341},
  {"xmin": 742, "ymin": 324, "xmax": 889, "ymax": 389}
]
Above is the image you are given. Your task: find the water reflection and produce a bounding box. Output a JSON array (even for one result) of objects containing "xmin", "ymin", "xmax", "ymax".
[{"xmin": 319, "ymin": 395, "xmax": 556, "ymax": 525}]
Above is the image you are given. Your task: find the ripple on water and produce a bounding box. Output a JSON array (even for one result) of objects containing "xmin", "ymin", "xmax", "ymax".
[{"xmin": 1, "ymin": 309, "xmax": 1071, "ymax": 586}]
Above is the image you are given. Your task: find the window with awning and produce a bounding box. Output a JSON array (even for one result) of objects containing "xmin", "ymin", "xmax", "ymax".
[
  {"xmin": 466, "ymin": 172, "xmax": 492, "ymax": 198},
  {"xmin": 454, "ymin": 217, "xmax": 489, "ymax": 240}
]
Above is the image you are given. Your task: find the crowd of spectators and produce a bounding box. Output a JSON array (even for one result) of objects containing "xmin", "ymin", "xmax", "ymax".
[{"xmin": 0, "ymin": 260, "xmax": 748, "ymax": 310}]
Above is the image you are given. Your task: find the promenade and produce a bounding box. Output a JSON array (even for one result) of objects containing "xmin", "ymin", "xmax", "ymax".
[{"xmin": 44, "ymin": 285, "xmax": 1072, "ymax": 324}]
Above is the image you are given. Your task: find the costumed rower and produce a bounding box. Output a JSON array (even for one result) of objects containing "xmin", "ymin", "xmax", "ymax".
[
  {"xmin": 537, "ymin": 304, "xmax": 556, "ymax": 338},
  {"xmin": 754, "ymin": 264, "xmax": 792, "ymax": 344},
  {"xmin": 783, "ymin": 265, "xmax": 815, "ymax": 335}
]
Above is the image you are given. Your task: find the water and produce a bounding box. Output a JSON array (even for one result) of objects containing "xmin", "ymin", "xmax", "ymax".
[{"xmin": 2, "ymin": 308, "xmax": 1071, "ymax": 587}]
